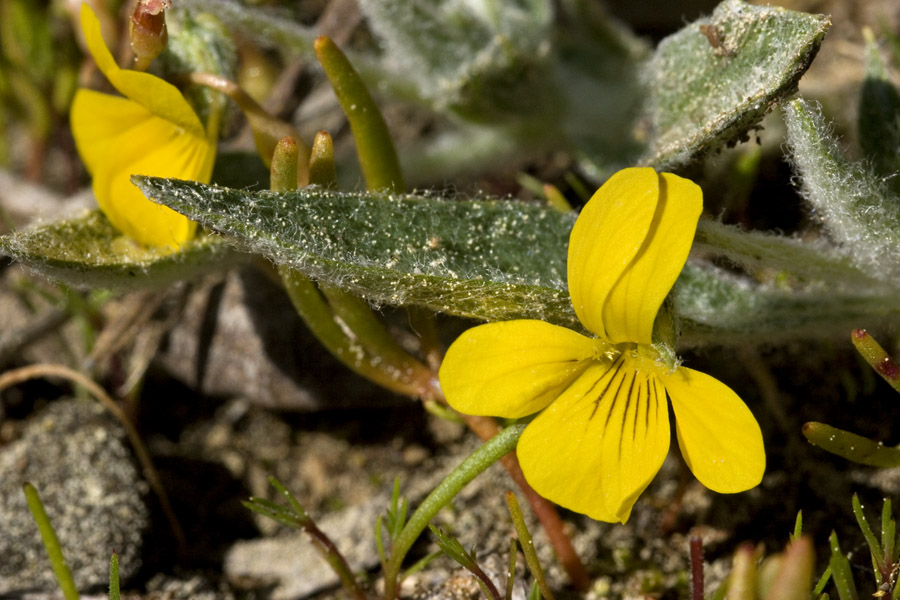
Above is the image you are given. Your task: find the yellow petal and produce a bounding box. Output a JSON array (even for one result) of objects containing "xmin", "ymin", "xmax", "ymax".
[
  {"xmin": 567, "ymin": 168, "xmax": 659, "ymax": 341},
  {"xmin": 439, "ymin": 320, "xmax": 603, "ymax": 419},
  {"xmin": 517, "ymin": 357, "xmax": 670, "ymax": 523},
  {"xmin": 80, "ymin": 3, "xmax": 205, "ymax": 136},
  {"xmin": 660, "ymin": 366, "xmax": 765, "ymax": 493},
  {"xmin": 602, "ymin": 172, "xmax": 703, "ymax": 344},
  {"xmin": 71, "ymin": 89, "xmax": 214, "ymax": 247}
]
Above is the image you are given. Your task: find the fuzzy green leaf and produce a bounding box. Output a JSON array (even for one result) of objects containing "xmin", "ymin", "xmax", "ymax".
[
  {"xmin": 135, "ymin": 176, "xmax": 578, "ymax": 326},
  {"xmin": 357, "ymin": 0, "xmax": 554, "ymax": 121},
  {"xmin": 0, "ymin": 210, "xmax": 244, "ymax": 290},
  {"xmin": 642, "ymin": 0, "xmax": 830, "ymax": 168},
  {"xmin": 784, "ymin": 98, "xmax": 900, "ymax": 279},
  {"xmin": 136, "ymin": 177, "xmax": 900, "ymax": 344}
]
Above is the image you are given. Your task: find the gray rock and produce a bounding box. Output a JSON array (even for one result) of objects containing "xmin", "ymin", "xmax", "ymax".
[
  {"xmin": 0, "ymin": 399, "xmax": 149, "ymax": 594},
  {"xmin": 157, "ymin": 266, "xmax": 396, "ymax": 411}
]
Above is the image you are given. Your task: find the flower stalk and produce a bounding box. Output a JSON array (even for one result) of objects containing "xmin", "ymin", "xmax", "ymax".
[
  {"xmin": 506, "ymin": 492, "xmax": 555, "ymax": 600},
  {"xmin": 383, "ymin": 424, "xmax": 526, "ymax": 600}
]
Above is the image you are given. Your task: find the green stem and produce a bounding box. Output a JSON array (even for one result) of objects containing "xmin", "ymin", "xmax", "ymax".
[
  {"xmin": 383, "ymin": 424, "xmax": 526, "ymax": 600},
  {"xmin": 23, "ymin": 483, "xmax": 79, "ymax": 600},
  {"xmin": 187, "ymin": 71, "xmax": 310, "ymax": 183},
  {"xmin": 506, "ymin": 492, "xmax": 555, "ymax": 600},
  {"xmin": 275, "ymin": 131, "xmax": 436, "ymax": 397},
  {"xmin": 279, "ymin": 265, "xmax": 428, "ymax": 397},
  {"xmin": 314, "ymin": 36, "xmax": 404, "ymax": 192},
  {"xmin": 318, "ymin": 282, "xmax": 436, "ymax": 393},
  {"xmin": 269, "ymin": 478, "xmax": 368, "ymax": 600}
]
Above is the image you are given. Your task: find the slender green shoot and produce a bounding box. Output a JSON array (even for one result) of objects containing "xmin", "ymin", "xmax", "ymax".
[
  {"xmin": 813, "ymin": 566, "xmax": 833, "ymax": 597},
  {"xmin": 23, "ymin": 482, "xmax": 79, "ymax": 600},
  {"xmin": 308, "ymin": 131, "xmax": 338, "ymax": 188},
  {"xmin": 791, "ymin": 510, "xmax": 803, "ymax": 543},
  {"xmin": 882, "ymin": 499, "xmax": 897, "ymax": 580},
  {"xmin": 243, "ymin": 477, "xmax": 368, "ymax": 600},
  {"xmin": 828, "ymin": 531, "xmax": 859, "ymax": 600},
  {"xmin": 506, "ymin": 537, "xmax": 518, "ymax": 600},
  {"xmin": 506, "ymin": 492, "xmax": 554, "ymax": 600},
  {"xmin": 382, "ymin": 424, "xmax": 526, "ymax": 600},
  {"xmin": 852, "ymin": 494, "xmax": 886, "ymax": 576},
  {"xmin": 109, "ymin": 553, "xmax": 120, "ymax": 600},
  {"xmin": 429, "ymin": 525, "xmax": 502, "ymax": 600},
  {"xmin": 543, "ymin": 184, "xmax": 573, "ymax": 213},
  {"xmin": 386, "ymin": 478, "xmax": 409, "ymax": 542},
  {"xmin": 400, "ymin": 550, "xmax": 442, "ymax": 582}
]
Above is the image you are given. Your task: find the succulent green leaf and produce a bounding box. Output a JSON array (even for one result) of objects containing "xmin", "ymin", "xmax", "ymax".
[
  {"xmin": 0, "ymin": 210, "xmax": 243, "ymax": 290},
  {"xmin": 803, "ymin": 422, "xmax": 900, "ymax": 468},
  {"xmin": 784, "ymin": 98, "xmax": 900, "ymax": 279},
  {"xmin": 641, "ymin": 0, "xmax": 830, "ymax": 169}
]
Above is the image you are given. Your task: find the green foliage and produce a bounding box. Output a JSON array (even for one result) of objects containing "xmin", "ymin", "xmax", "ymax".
[
  {"xmin": 803, "ymin": 331, "xmax": 900, "ymax": 467},
  {"xmin": 428, "ymin": 525, "xmax": 502, "ymax": 600},
  {"xmin": 506, "ymin": 492, "xmax": 554, "ymax": 600},
  {"xmin": 784, "ymin": 99, "xmax": 900, "ymax": 280},
  {"xmin": 163, "ymin": 7, "xmax": 237, "ymax": 126},
  {"xmin": 0, "ymin": 210, "xmax": 244, "ymax": 290},
  {"xmin": 243, "ymin": 477, "xmax": 368, "ymax": 600},
  {"xmin": 358, "ymin": 0, "xmax": 553, "ymax": 122},
  {"xmin": 641, "ymin": 0, "xmax": 830, "ymax": 169},
  {"xmin": 135, "ymin": 177, "xmax": 578, "ymax": 326},
  {"xmin": 858, "ymin": 29, "xmax": 900, "ymax": 196},
  {"xmin": 182, "ymin": 0, "xmax": 827, "ymax": 183},
  {"xmin": 133, "ymin": 177, "xmax": 900, "ymax": 346},
  {"xmin": 23, "ymin": 482, "xmax": 80, "ymax": 600}
]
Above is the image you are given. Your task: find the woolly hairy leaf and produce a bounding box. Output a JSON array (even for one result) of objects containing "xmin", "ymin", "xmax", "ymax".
[
  {"xmin": 137, "ymin": 177, "xmax": 900, "ymax": 344},
  {"xmin": 784, "ymin": 98, "xmax": 900, "ymax": 278},
  {"xmin": 136, "ymin": 176, "xmax": 578, "ymax": 326},
  {"xmin": 0, "ymin": 210, "xmax": 243, "ymax": 289},
  {"xmin": 642, "ymin": 0, "xmax": 830, "ymax": 168},
  {"xmin": 357, "ymin": 0, "xmax": 553, "ymax": 121}
]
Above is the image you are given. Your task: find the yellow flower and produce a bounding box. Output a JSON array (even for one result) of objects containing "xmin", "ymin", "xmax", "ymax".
[
  {"xmin": 439, "ymin": 167, "xmax": 765, "ymax": 523},
  {"xmin": 70, "ymin": 4, "xmax": 215, "ymax": 248}
]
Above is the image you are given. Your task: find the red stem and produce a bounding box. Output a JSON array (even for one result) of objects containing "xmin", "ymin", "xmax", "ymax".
[{"xmin": 690, "ymin": 536, "xmax": 704, "ymax": 600}]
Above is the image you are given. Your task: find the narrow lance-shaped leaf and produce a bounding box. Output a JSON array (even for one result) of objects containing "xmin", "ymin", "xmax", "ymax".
[{"xmin": 642, "ymin": 0, "xmax": 830, "ymax": 169}]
